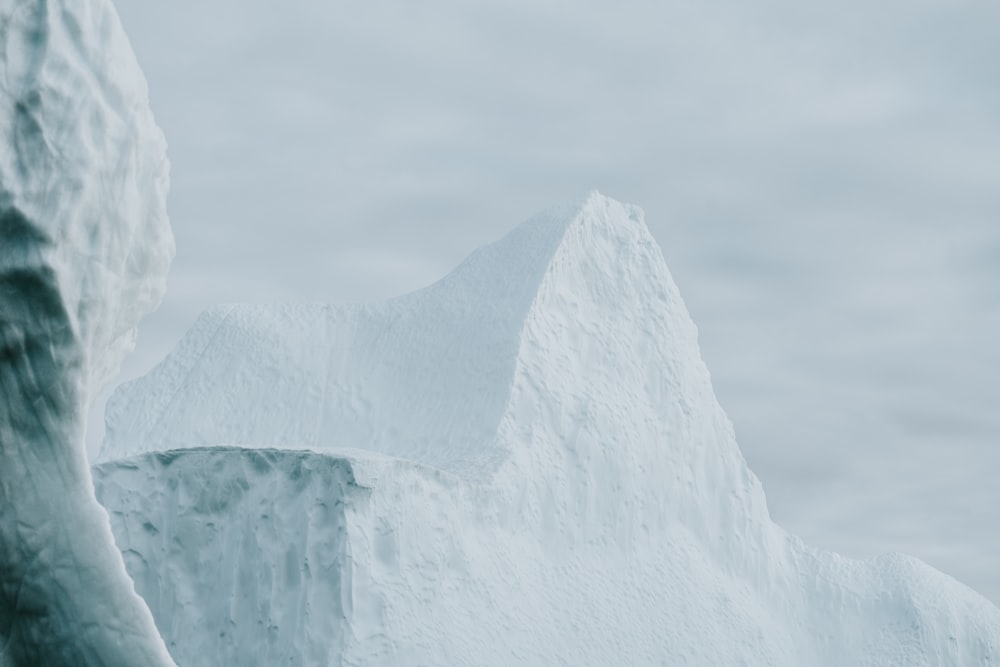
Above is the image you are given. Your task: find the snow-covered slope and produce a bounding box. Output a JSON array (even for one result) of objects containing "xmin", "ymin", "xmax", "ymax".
[
  {"xmin": 97, "ymin": 194, "xmax": 1000, "ymax": 665},
  {"xmin": 0, "ymin": 0, "xmax": 176, "ymax": 664}
]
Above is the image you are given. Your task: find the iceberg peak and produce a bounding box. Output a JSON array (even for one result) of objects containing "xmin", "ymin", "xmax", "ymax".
[{"xmin": 100, "ymin": 194, "xmax": 702, "ymax": 483}]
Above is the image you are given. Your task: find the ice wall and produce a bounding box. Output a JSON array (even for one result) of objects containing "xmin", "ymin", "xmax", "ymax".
[
  {"xmin": 0, "ymin": 0, "xmax": 175, "ymax": 664},
  {"xmin": 98, "ymin": 194, "xmax": 1000, "ymax": 665}
]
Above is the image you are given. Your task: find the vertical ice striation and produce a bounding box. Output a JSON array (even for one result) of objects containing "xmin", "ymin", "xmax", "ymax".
[{"xmin": 0, "ymin": 0, "xmax": 175, "ymax": 664}]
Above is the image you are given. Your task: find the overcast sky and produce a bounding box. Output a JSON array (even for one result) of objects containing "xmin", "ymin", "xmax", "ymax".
[{"xmin": 102, "ymin": 0, "xmax": 1000, "ymax": 603}]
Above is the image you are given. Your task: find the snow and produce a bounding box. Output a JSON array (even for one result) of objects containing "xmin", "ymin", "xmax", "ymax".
[
  {"xmin": 97, "ymin": 193, "xmax": 1000, "ymax": 665},
  {"xmin": 0, "ymin": 0, "xmax": 175, "ymax": 664}
]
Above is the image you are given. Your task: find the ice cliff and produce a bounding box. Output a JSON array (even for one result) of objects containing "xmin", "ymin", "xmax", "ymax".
[
  {"xmin": 0, "ymin": 0, "xmax": 175, "ymax": 664},
  {"xmin": 97, "ymin": 194, "xmax": 1000, "ymax": 665}
]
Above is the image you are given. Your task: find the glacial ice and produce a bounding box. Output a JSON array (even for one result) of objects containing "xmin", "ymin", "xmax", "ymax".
[
  {"xmin": 1, "ymin": 0, "xmax": 995, "ymax": 662},
  {"xmin": 98, "ymin": 194, "xmax": 1000, "ymax": 665},
  {"xmin": 0, "ymin": 0, "xmax": 175, "ymax": 664}
]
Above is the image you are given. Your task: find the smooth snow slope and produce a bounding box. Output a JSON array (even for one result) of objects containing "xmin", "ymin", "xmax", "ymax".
[
  {"xmin": 97, "ymin": 194, "xmax": 1000, "ymax": 665},
  {"xmin": 0, "ymin": 0, "xmax": 176, "ymax": 664}
]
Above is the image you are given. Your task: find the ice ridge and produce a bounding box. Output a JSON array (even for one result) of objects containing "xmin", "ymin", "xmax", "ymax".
[{"xmin": 0, "ymin": 0, "xmax": 176, "ymax": 664}]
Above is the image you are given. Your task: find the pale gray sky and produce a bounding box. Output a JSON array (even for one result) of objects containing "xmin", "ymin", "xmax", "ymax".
[{"xmin": 102, "ymin": 0, "xmax": 1000, "ymax": 603}]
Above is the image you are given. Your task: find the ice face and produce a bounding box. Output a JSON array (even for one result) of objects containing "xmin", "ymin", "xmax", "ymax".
[
  {"xmin": 0, "ymin": 0, "xmax": 175, "ymax": 664},
  {"xmin": 98, "ymin": 194, "xmax": 1000, "ymax": 665}
]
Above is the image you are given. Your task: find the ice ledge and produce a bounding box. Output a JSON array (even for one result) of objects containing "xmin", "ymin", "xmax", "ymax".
[{"xmin": 93, "ymin": 443, "xmax": 1000, "ymax": 666}]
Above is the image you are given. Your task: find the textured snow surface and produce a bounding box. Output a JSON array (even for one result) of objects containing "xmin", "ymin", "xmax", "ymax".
[
  {"xmin": 0, "ymin": 0, "xmax": 175, "ymax": 664},
  {"xmin": 98, "ymin": 194, "xmax": 1000, "ymax": 665}
]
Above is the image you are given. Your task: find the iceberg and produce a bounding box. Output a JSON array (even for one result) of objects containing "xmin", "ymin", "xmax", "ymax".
[
  {"xmin": 1, "ymin": 0, "xmax": 995, "ymax": 663},
  {"xmin": 0, "ymin": 0, "xmax": 176, "ymax": 664},
  {"xmin": 98, "ymin": 194, "xmax": 1000, "ymax": 665}
]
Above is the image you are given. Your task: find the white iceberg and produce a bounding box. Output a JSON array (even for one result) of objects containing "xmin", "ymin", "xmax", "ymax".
[
  {"xmin": 0, "ymin": 0, "xmax": 175, "ymax": 664},
  {"xmin": 98, "ymin": 194, "xmax": 1000, "ymax": 665}
]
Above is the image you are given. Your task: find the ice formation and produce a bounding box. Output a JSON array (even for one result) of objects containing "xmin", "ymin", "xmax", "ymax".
[
  {"xmin": 98, "ymin": 194, "xmax": 1000, "ymax": 665},
  {"xmin": 0, "ymin": 0, "xmax": 175, "ymax": 664},
  {"xmin": 2, "ymin": 1, "xmax": 993, "ymax": 662}
]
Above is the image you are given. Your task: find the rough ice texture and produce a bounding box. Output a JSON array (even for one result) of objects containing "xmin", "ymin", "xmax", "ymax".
[
  {"xmin": 98, "ymin": 194, "xmax": 1000, "ymax": 665},
  {"xmin": 0, "ymin": 0, "xmax": 175, "ymax": 664}
]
